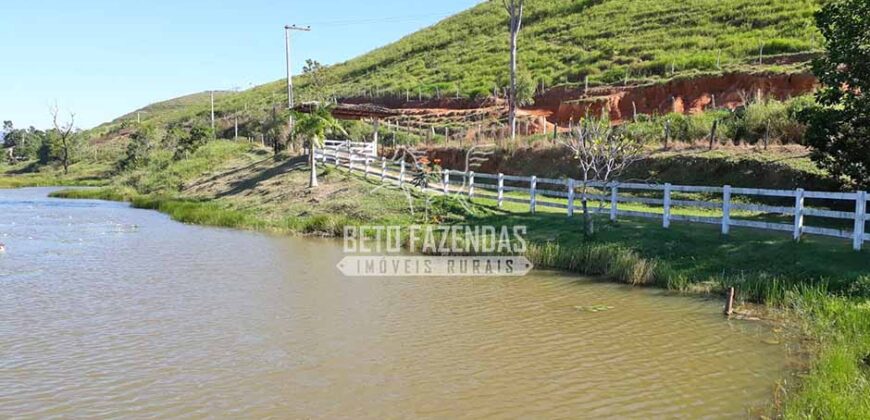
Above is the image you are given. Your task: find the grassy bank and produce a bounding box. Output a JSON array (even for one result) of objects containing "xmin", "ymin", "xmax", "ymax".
[
  {"xmin": 427, "ymin": 144, "xmax": 837, "ymax": 192},
  {"xmin": 0, "ymin": 161, "xmax": 113, "ymax": 189},
  {"xmin": 50, "ymin": 166, "xmax": 459, "ymax": 237}
]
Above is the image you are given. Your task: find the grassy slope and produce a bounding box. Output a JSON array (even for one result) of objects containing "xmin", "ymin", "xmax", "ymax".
[
  {"xmin": 301, "ymin": 0, "xmax": 819, "ymax": 94},
  {"xmin": 106, "ymin": 0, "xmax": 820, "ymax": 132},
  {"xmin": 629, "ymin": 146, "xmax": 839, "ymax": 190},
  {"xmin": 114, "ymin": 91, "xmax": 231, "ymax": 122},
  {"xmin": 430, "ymin": 144, "xmax": 837, "ymax": 191}
]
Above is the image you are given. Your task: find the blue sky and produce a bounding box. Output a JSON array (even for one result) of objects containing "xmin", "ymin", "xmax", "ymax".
[{"xmin": 0, "ymin": 0, "xmax": 481, "ymax": 129}]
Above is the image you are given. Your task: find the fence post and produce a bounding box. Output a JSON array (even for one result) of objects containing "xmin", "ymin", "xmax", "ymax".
[
  {"xmin": 610, "ymin": 184, "xmax": 618, "ymax": 222},
  {"xmin": 442, "ymin": 170, "xmax": 450, "ymax": 195},
  {"xmin": 567, "ymin": 178, "xmax": 576, "ymax": 217},
  {"xmin": 364, "ymin": 158, "xmax": 370, "ymax": 179},
  {"xmin": 321, "ymin": 148, "xmax": 327, "ymax": 164},
  {"xmin": 794, "ymin": 188, "xmax": 805, "ymax": 242},
  {"xmin": 348, "ymin": 154, "xmax": 355, "ymax": 172},
  {"xmin": 530, "ymin": 176, "xmax": 538, "ymax": 214},
  {"xmin": 468, "ymin": 171, "xmax": 475, "ymax": 198},
  {"xmin": 399, "ymin": 160, "xmax": 406, "ymax": 187},
  {"xmin": 380, "ymin": 160, "xmax": 387, "ymax": 183},
  {"xmin": 497, "ymin": 173, "xmax": 505, "ymax": 208},
  {"xmin": 663, "ymin": 183, "xmax": 672, "ymax": 228},
  {"xmin": 854, "ymin": 191, "xmax": 867, "ymax": 251},
  {"xmin": 722, "ymin": 185, "xmax": 732, "ymax": 235}
]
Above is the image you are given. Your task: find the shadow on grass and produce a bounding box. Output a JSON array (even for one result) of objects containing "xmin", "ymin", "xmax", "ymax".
[
  {"xmin": 463, "ymin": 202, "xmax": 869, "ymax": 296},
  {"xmin": 210, "ymin": 155, "xmax": 309, "ymax": 198}
]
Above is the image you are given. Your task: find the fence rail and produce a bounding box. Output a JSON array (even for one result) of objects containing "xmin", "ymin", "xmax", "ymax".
[
  {"xmin": 324, "ymin": 139, "xmax": 377, "ymax": 157},
  {"xmin": 316, "ymin": 148, "xmax": 870, "ymax": 251}
]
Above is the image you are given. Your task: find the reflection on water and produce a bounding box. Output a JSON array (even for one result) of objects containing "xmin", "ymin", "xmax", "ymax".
[{"xmin": 0, "ymin": 188, "xmax": 790, "ymax": 418}]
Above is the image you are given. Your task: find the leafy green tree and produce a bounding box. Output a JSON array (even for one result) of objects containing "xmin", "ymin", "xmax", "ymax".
[
  {"xmin": 302, "ymin": 59, "xmax": 333, "ymax": 102},
  {"xmin": 801, "ymin": 0, "xmax": 870, "ymax": 189},
  {"xmin": 120, "ymin": 124, "xmax": 159, "ymax": 169},
  {"xmin": 515, "ymin": 69, "xmax": 536, "ymax": 107},
  {"xmin": 497, "ymin": 67, "xmax": 535, "ymax": 110},
  {"xmin": 293, "ymin": 105, "xmax": 346, "ymax": 188},
  {"xmin": 174, "ymin": 120, "xmax": 213, "ymax": 159},
  {"xmin": 2, "ymin": 121, "xmax": 15, "ymax": 148}
]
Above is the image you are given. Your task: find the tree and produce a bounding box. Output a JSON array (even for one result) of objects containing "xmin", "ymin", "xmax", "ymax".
[
  {"xmin": 18, "ymin": 127, "xmax": 47, "ymax": 162},
  {"xmin": 302, "ymin": 59, "xmax": 333, "ymax": 102},
  {"xmin": 503, "ymin": 0, "xmax": 525, "ymax": 141},
  {"xmin": 263, "ymin": 106, "xmax": 291, "ymax": 156},
  {"xmin": 562, "ymin": 120, "xmax": 646, "ymax": 235},
  {"xmin": 120, "ymin": 124, "xmax": 159, "ymax": 169},
  {"xmin": 49, "ymin": 105, "xmax": 80, "ymax": 174},
  {"xmin": 801, "ymin": 0, "xmax": 870, "ymax": 190},
  {"xmin": 174, "ymin": 120, "xmax": 213, "ymax": 159},
  {"xmin": 2, "ymin": 121, "xmax": 20, "ymax": 149},
  {"xmin": 293, "ymin": 105, "xmax": 346, "ymax": 188},
  {"xmin": 498, "ymin": 68, "xmax": 535, "ymax": 108}
]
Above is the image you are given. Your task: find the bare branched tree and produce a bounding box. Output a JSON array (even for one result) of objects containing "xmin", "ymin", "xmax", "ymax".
[
  {"xmin": 49, "ymin": 105, "xmax": 77, "ymax": 175},
  {"xmin": 503, "ymin": 0, "xmax": 524, "ymax": 141},
  {"xmin": 562, "ymin": 120, "xmax": 646, "ymax": 235}
]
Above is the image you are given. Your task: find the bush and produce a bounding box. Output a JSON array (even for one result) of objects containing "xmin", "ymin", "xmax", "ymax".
[
  {"xmin": 600, "ymin": 67, "xmax": 628, "ymax": 85},
  {"xmin": 119, "ymin": 125, "xmax": 160, "ymax": 170},
  {"xmin": 174, "ymin": 120, "xmax": 213, "ymax": 159}
]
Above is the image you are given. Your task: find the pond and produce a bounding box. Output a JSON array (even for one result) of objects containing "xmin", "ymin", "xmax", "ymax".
[{"xmin": 0, "ymin": 187, "xmax": 791, "ymax": 418}]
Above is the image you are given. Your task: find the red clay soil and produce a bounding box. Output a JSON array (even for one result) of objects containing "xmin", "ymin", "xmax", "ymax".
[
  {"xmin": 538, "ymin": 72, "xmax": 818, "ymax": 124},
  {"xmin": 339, "ymin": 71, "xmax": 818, "ymax": 134}
]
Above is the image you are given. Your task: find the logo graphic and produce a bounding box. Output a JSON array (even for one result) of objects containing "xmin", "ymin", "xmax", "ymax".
[
  {"xmin": 338, "ymin": 225, "xmax": 534, "ymax": 278},
  {"xmin": 338, "ymin": 143, "xmax": 533, "ymax": 278}
]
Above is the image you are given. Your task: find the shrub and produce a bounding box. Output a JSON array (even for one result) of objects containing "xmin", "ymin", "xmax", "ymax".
[
  {"xmin": 119, "ymin": 124, "xmax": 160, "ymax": 170},
  {"xmin": 174, "ymin": 120, "xmax": 213, "ymax": 159}
]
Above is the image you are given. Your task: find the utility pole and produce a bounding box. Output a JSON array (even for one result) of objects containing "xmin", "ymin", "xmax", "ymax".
[
  {"xmin": 284, "ymin": 24, "xmax": 311, "ymax": 109},
  {"xmin": 210, "ymin": 91, "xmax": 215, "ymax": 134},
  {"xmin": 284, "ymin": 24, "xmax": 311, "ymax": 150}
]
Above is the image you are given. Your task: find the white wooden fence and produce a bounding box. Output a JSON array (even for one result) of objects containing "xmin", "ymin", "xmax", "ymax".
[
  {"xmin": 323, "ymin": 139, "xmax": 377, "ymax": 157},
  {"xmin": 316, "ymin": 148, "xmax": 870, "ymax": 251}
]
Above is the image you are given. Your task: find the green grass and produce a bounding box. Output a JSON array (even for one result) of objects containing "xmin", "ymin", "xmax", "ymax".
[
  {"xmin": 782, "ymin": 291, "xmax": 870, "ymax": 418},
  {"xmin": 94, "ymin": 0, "xmax": 822, "ymax": 135},
  {"xmin": 282, "ymin": 0, "xmax": 820, "ymax": 98},
  {"xmin": 0, "ymin": 161, "xmax": 113, "ymax": 189},
  {"xmin": 477, "ymin": 203, "xmax": 868, "ymax": 299},
  {"xmin": 431, "ymin": 142, "xmax": 833, "ymax": 191},
  {"xmin": 49, "ymin": 163, "xmax": 456, "ymax": 236},
  {"xmin": 115, "ymin": 140, "xmax": 255, "ymax": 194}
]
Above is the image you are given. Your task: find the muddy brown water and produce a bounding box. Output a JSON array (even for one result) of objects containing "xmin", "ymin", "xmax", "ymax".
[{"xmin": 0, "ymin": 188, "xmax": 791, "ymax": 418}]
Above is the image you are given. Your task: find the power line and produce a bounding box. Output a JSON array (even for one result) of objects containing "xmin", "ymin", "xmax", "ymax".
[{"xmin": 305, "ymin": 12, "xmax": 456, "ymax": 27}]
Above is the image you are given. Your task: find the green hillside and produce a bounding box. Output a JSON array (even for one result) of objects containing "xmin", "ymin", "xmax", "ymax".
[
  {"xmin": 112, "ymin": 91, "xmax": 232, "ymax": 123},
  {"xmin": 102, "ymin": 0, "xmax": 821, "ymax": 132},
  {"xmin": 300, "ymin": 0, "xmax": 820, "ymax": 96}
]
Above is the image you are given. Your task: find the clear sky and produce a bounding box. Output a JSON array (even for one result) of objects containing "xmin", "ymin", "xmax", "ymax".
[{"xmin": 0, "ymin": 0, "xmax": 482, "ymax": 129}]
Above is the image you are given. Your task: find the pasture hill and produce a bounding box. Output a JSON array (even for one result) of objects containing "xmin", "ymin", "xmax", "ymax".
[{"xmin": 92, "ymin": 0, "xmax": 823, "ymax": 141}]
